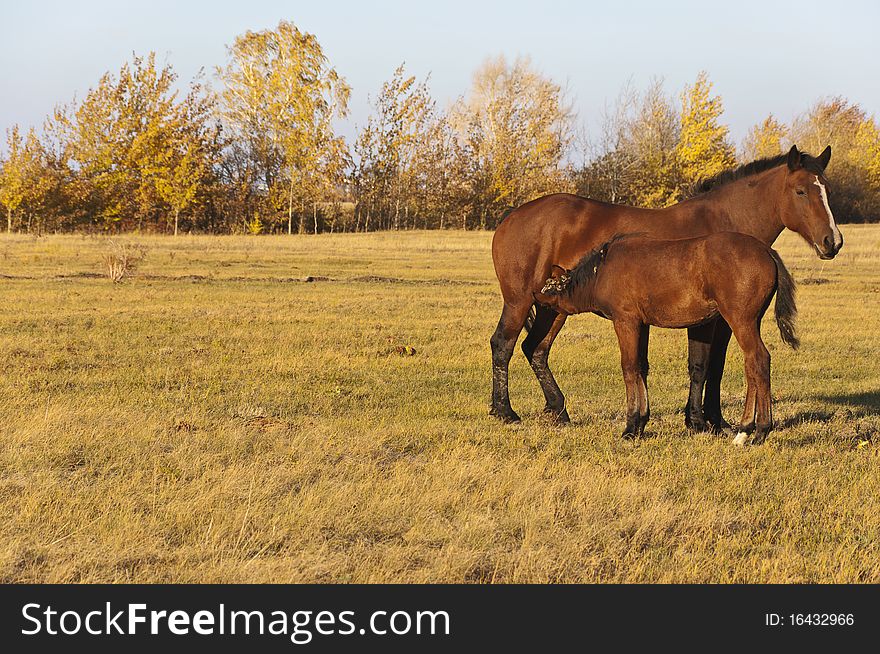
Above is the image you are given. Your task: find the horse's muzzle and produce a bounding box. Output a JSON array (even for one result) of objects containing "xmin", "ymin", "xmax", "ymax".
[{"xmin": 816, "ymin": 234, "xmax": 843, "ymax": 259}]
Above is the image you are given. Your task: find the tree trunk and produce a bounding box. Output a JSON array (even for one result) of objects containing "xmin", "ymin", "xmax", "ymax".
[
  {"xmin": 174, "ymin": 209, "xmax": 180, "ymax": 236},
  {"xmin": 6, "ymin": 207, "xmax": 11, "ymax": 234},
  {"xmin": 287, "ymin": 173, "xmax": 295, "ymax": 235},
  {"xmin": 298, "ymin": 198, "xmax": 305, "ymax": 234},
  {"xmin": 313, "ymin": 201, "xmax": 318, "ymax": 234}
]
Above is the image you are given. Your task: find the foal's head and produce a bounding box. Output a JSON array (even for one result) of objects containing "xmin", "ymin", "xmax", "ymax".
[
  {"xmin": 778, "ymin": 145, "xmax": 843, "ymax": 260},
  {"xmin": 534, "ymin": 241, "xmax": 612, "ymax": 314}
]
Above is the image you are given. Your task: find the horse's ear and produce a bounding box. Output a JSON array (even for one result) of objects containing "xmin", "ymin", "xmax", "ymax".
[
  {"xmin": 550, "ymin": 264, "xmax": 568, "ymax": 277},
  {"xmin": 817, "ymin": 145, "xmax": 832, "ymax": 171},
  {"xmin": 786, "ymin": 145, "xmax": 802, "ymax": 171}
]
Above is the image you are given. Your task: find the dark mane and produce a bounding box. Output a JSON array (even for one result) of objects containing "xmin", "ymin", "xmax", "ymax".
[
  {"xmin": 567, "ymin": 244, "xmax": 609, "ymax": 293},
  {"xmin": 691, "ymin": 151, "xmax": 825, "ymax": 196},
  {"xmin": 548, "ymin": 234, "xmax": 630, "ymax": 297}
]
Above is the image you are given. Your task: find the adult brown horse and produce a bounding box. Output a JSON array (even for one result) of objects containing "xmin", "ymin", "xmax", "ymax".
[{"xmin": 490, "ymin": 145, "xmax": 842, "ymax": 428}]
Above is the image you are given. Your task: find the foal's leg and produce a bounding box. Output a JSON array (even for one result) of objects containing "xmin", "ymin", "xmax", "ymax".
[
  {"xmin": 614, "ymin": 319, "xmax": 643, "ymax": 439},
  {"xmin": 729, "ymin": 319, "xmax": 772, "ymax": 444},
  {"xmin": 702, "ymin": 318, "xmax": 734, "ymax": 433},
  {"xmin": 685, "ymin": 321, "xmax": 714, "ymax": 432},
  {"xmin": 637, "ymin": 324, "xmax": 650, "ymax": 435},
  {"xmin": 750, "ymin": 337, "xmax": 773, "ymax": 444},
  {"xmin": 521, "ymin": 305, "xmax": 570, "ymax": 424},
  {"xmin": 738, "ymin": 383, "xmax": 758, "ymax": 435},
  {"xmin": 490, "ymin": 302, "xmax": 532, "ymax": 423}
]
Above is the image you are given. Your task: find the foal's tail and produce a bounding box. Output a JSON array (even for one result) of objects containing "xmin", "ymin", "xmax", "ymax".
[{"xmin": 770, "ymin": 249, "xmax": 799, "ymax": 350}]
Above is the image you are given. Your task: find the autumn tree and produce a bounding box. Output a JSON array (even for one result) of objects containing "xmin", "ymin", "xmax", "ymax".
[
  {"xmin": 451, "ymin": 56, "xmax": 574, "ymax": 227},
  {"xmin": 626, "ymin": 79, "xmax": 681, "ymax": 207},
  {"xmin": 576, "ymin": 79, "xmax": 680, "ymax": 208},
  {"xmin": 791, "ymin": 97, "xmax": 880, "ymax": 221},
  {"xmin": 741, "ymin": 115, "xmax": 787, "ymax": 161},
  {"xmin": 676, "ymin": 71, "xmax": 735, "ymax": 190},
  {"xmin": 855, "ymin": 118, "xmax": 880, "ymax": 192},
  {"xmin": 0, "ymin": 126, "xmax": 27, "ymax": 232},
  {"xmin": 71, "ymin": 54, "xmax": 176, "ymax": 227},
  {"xmin": 216, "ymin": 21, "xmax": 350, "ymax": 234},
  {"xmin": 414, "ymin": 113, "xmax": 470, "ymax": 229},
  {"xmin": 573, "ymin": 84, "xmax": 640, "ymax": 204},
  {"xmin": 150, "ymin": 78, "xmax": 221, "ymax": 235},
  {"xmin": 354, "ymin": 64, "xmax": 438, "ymax": 231},
  {"xmin": 46, "ymin": 53, "xmax": 215, "ymax": 231},
  {"xmin": 0, "ymin": 126, "xmax": 53, "ymax": 233}
]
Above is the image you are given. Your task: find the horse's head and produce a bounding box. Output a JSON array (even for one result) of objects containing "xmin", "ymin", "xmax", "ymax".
[{"xmin": 779, "ymin": 145, "xmax": 843, "ymax": 260}]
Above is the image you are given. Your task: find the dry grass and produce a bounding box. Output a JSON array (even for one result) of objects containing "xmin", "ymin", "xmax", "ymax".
[
  {"xmin": 102, "ymin": 240, "xmax": 147, "ymax": 283},
  {"xmin": 0, "ymin": 227, "xmax": 878, "ymax": 583}
]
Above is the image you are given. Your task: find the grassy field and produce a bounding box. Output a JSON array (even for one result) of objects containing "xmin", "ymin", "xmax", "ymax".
[{"xmin": 0, "ymin": 226, "xmax": 878, "ymax": 583}]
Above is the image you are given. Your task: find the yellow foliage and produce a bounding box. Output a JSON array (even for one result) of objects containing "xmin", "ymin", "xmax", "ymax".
[
  {"xmin": 676, "ymin": 72, "xmax": 736, "ymax": 186},
  {"xmin": 855, "ymin": 119, "xmax": 880, "ymax": 188},
  {"xmin": 742, "ymin": 115, "xmax": 787, "ymax": 161}
]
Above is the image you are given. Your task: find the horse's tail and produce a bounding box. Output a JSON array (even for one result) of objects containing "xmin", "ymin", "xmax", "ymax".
[
  {"xmin": 770, "ymin": 249, "xmax": 799, "ymax": 350},
  {"xmin": 524, "ymin": 305, "xmax": 536, "ymax": 333}
]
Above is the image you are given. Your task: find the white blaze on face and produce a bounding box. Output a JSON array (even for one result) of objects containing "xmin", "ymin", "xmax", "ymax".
[{"xmin": 814, "ymin": 175, "xmax": 843, "ymax": 249}]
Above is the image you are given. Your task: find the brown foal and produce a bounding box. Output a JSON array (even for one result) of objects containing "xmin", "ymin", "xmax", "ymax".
[{"xmin": 534, "ymin": 232, "xmax": 799, "ymax": 445}]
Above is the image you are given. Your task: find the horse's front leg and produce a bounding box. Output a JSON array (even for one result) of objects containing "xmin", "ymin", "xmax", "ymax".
[{"xmin": 613, "ymin": 319, "xmax": 643, "ymax": 439}]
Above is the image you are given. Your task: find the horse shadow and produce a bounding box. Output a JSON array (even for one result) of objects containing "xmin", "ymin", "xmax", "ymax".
[
  {"xmin": 770, "ymin": 390, "xmax": 879, "ymax": 447},
  {"xmin": 810, "ymin": 390, "xmax": 880, "ymax": 418},
  {"xmin": 778, "ymin": 409, "xmax": 836, "ymax": 430},
  {"xmin": 764, "ymin": 390, "xmax": 880, "ymax": 429}
]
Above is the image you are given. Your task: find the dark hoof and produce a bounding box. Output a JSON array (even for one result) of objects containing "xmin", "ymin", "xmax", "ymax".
[
  {"xmin": 705, "ymin": 415, "xmax": 734, "ymax": 436},
  {"xmin": 543, "ymin": 406, "xmax": 571, "ymax": 425},
  {"xmin": 490, "ymin": 406, "xmax": 521, "ymax": 424},
  {"xmin": 622, "ymin": 429, "xmax": 638, "ymax": 440},
  {"xmin": 751, "ymin": 429, "xmax": 770, "ymax": 445},
  {"xmin": 685, "ymin": 416, "xmax": 710, "ymax": 433}
]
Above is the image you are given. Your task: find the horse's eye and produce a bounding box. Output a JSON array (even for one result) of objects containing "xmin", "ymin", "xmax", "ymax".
[{"xmin": 795, "ymin": 189, "xmax": 806, "ymax": 196}]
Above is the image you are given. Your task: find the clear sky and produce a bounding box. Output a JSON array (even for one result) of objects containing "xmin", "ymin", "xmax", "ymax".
[{"xmin": 2, "ymin": 0, "xmax": 878, "ymax": 148}]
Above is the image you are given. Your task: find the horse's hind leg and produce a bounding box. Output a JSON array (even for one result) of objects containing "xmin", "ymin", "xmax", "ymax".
[
  {"xmin": 521, "ymin": 305, "xmax": 570, "ymax": 424},
  {"xmin": 636, "ymin": 323, "xmax": 650, "ymax": 435},
  {"xmin": 685, "ymin": 321, "xmax": 714, "ymax": 432},
  {"xmin": 490, "ymin": 302, "xmax": 532, "ymax": 423},
  {"xmin": 749, "ymin": 337, "xmax": 772, "ymax": 444},
  {"xmin": 703, "ymin": 318, "xmax": 734, "ymax": 433},
  {"xmin": 729, "ymin": 319, "xmax": 772, "ymax": 445}
]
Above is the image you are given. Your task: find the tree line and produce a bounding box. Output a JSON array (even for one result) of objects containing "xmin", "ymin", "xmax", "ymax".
[{"xmin": 2, "ymin": 20, "xmax": 879, "ymax": 235}]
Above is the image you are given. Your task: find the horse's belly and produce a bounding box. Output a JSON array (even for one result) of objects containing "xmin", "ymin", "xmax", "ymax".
[{"xmin": 642, "ymin": 297, "xmax": 718, "ymax": 329}]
